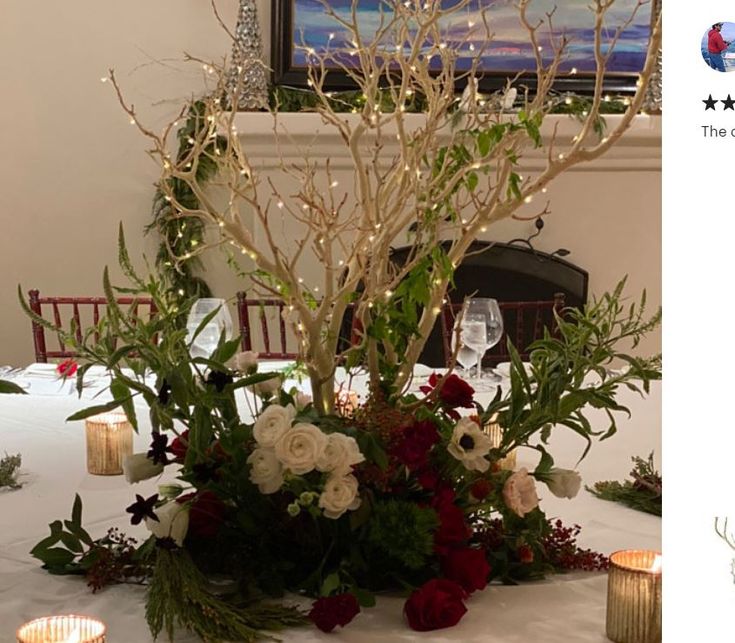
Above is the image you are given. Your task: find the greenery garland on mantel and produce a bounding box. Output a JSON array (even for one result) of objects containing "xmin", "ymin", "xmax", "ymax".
[{"xmin": 153, "ymin": 86, "xmax": 640, "ymax": 303}]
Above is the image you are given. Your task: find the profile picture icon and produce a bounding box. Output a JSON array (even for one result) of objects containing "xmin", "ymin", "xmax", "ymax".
[{"xmin": 703, "ymin": 22, "xmax": 735, "ymax": 72}]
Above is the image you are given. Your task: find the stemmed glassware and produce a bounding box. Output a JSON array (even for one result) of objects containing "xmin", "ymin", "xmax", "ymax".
[
  {"xmin": 185, "ymin": 298, "xmax": 233, "ymax": 359},
  {"xmin": 452, "ymin": 298, "xmax": 504, "ymax": 384}
]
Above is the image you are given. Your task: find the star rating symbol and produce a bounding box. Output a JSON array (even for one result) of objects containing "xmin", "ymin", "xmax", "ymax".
[
  {"xmin": 723, "ymin": 94, "xmax": 735, "ymax": 110},
  {"xmin": 704, "ymin": 94, "xmax": 718, "ymax": 110}
]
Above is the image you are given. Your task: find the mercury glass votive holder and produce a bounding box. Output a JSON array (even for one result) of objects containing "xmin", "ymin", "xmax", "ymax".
[
  {"xmin": 16, "ymin": 614, "xmax": 106, "ymax": 643},
  {"xmin": 606, "ymin": 550, "xmax": 662, "ymax": 643},
  {"xmin": 84, "ymin": 412, "xmax": 133, "ymax": 476},
  {"xmin": 484, "ymin": 419, "xmax": 516, "ymax": 470}
]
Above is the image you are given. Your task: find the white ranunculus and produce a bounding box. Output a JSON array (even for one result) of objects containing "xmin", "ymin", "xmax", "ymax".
[
  {"xmin": 251, "ymin": 375, "xmax": 282, "ymax": 397},
  {"xmin": 294, "ymin": 391, "xmax": 312, "ymax": 411},
  {"xmin": 447, "ymin": 417, "xmax": 493, "ymax": 472},
  {"xmin": 234, "ymin": 350, "xmax": 259, "ymax": 373},
  {"xmin": 247, "ymin": 447, "xmax": 285, "ymax": 494},
  {"xmin": 145, "ymin": 500, "xmax": 189, "ymax": 547},
  {"xmin": 545, "ymin": 468, "xmax": 582, "ymax": 500},
  {"xmin": 319, "ymin": 474, "xmax": 361, "ymax": 519},
  {"xmin": 502, "ymin": 468, "xmax": 540, "ymax": 517},
  {"xmin": 253, "ymin": 404, "xmax": 296, "ymax": 448},
  {"xmin": 122, "ymin": 453, "xmax": 164, "ymax": 484},
  {"xmin": 316, "ymin": 432, "xmax": 365, "ymax": 475},
  {"xmin": 274, "ymin": 422, "xmax": 328, "ymax": 475}
]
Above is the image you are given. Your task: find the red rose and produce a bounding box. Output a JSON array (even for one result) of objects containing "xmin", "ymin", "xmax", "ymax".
[
  {"xmin": 470, "ymin": 478, "xmax": 492, "ymax": 501},
  {"xmin": 422, "ymin": 373, "xmax": 474, "ymax": 409},
  {"xmin": 168, "ymin": 430, "xmax": 190, "ymax": 463},
  {"xmin": 404, "ymin": 578, "xmax": 468, "ymax": 631},
  {"xmin": 441, "ymin": 548, "xmax": 490, "ymax": 593},
  {"xmin": 518, "ymin": 545, "xmax": 534, "ymax": 564},
  {"xmin": 177, "ymin": 490, "xmax": 226, "ymax": 539},
  {"xmin": 434, "ymin": 501, "xmax": 471, "ymax": 554},
  {"xmin": 308, "ymin": 593, "xmax": 361, "ymax": 633},
  {"xmin": 56, "ymin": 358, "xmax": 78, "ymax": 378},
  {"xmin": 391, "ymin": 420, "xmax": 440, "ymax": 469}
]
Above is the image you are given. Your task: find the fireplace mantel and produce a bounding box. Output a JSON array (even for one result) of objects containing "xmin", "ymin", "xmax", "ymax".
[{"xmin": 231, "ymin": 113, "xmax": 660, "ymax": 172}]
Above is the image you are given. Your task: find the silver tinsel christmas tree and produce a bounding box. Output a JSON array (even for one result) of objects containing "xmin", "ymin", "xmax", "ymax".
[{"xmin": 225, "ymin": 0, "xmax": 269, "ymax": 111}]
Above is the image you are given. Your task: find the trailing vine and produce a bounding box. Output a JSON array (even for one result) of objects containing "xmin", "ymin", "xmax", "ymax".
[{"xmin": 147, "ymin": 101, "xmax": 226, "ymax": 300}]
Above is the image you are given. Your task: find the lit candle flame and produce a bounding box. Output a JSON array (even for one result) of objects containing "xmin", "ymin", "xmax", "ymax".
[{"xmin": 60, "ymin": 627, "xmax": 82, "ymax": 643}]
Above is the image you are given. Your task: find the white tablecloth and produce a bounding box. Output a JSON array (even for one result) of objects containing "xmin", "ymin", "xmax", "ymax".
[{"xmin": 0, "ymin": 372, "xmax": 661, "ymax": 642}]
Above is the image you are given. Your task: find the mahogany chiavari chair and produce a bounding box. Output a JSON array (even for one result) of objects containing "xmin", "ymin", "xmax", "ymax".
[
  {"xmin": 27, "ymin": 290, "xmax": 158, "ymax": 363},
  {"xmin": 236, "ymin": 292, "xmax": 298, "ymax": 360},
  {"xmin": 440, "ymin": 293, "xmax": 566, "ymax": 368}
]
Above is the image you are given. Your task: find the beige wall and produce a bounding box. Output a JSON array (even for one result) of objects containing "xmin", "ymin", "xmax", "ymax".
[{"xmin": 0, "ymin": 1, "xmax": 660, "ymax": 366}]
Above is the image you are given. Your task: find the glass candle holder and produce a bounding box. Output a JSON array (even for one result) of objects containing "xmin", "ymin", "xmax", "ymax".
[
  {"xmin": 16, "ymin": 615, "xmax": 106, "ymax": 642},
  {"xmin": 84, "ymin": 412, "xmax": 133, "ymax": 476},
  {"xmin": 484, "ymin": 417, "xmax": 516, "ymax": 470},
  {"xmin": 606, "ymin": 550, "xmax": 662, "ymax": 643}
]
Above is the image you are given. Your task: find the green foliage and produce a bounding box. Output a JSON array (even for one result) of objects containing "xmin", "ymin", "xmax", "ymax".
[
  {"xmin": 484, "ymin": 278, "xmax": 661, "ymax": 469},
  {"xmin": 365, "ymin": 500, "xmax": 439, "ymax": 570},
  {"xmin": 0, "ymin": 453, "xmax": 22, "ymax": 490},
  {"xmin": 147, "ymin": 548, "xmax": 307, "ymax": 642},
  {"xmin": 588, "ymin": 453, "xmax": 662, "ymax": 516},
  {"xmin": 0, "ymin": 379, "xmax": 26, "ymax": 394},
  {"xmin": 30, "ymin": 494, "xmax": 154, "ymax": 589},
  {"xmin": 268, "ymin": 85, "xmax": 632, "ymax": 117}
]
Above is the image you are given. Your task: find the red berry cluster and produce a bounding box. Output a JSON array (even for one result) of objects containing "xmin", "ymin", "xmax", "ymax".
[{"xmin": 541, "ymin": 520, "xmax": 608, "ymax": 572}]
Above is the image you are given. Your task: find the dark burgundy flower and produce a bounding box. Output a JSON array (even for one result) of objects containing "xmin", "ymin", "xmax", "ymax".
[
  {"xmin": 308, "ymin": 593, "xmax": 361, "ymax": 633},
  {"xmin": 168, "ymin": 430, "xmax": 190, "ymax": 463},
  {"xmin": 205, "ymin": 370, "xmax": 233, "ymax": 393},
  {"xmin": 191, "ymin": 461, "xmax": 221, "ymax": 484},
  {"xmin": 470, "ymin": 478, "xmax": 492, "ymax": 501},
  {"xmin": 155, "ymin": 536, "xmax": 178, "ymax": 550},
  {"xmin": 56, "ymin": 358, "xmax": 78, "ymax": 378},
  {"xmin": 432, "ymin": 493, "xmax": 471, "ymax": 554},
  {"xmin": 435, "ymin": 373, "xmax": 475, "ymax": 408},
  {"xmin": 417, "ymin": 469, "xmax": 440, "ymax": 491},
  {"xmin": 125, "ymin": 494, "xmax": 159, "ymax": 526},
  {"xmin": 147, "ymin": 433, "xmax": 170, "ymax": 465},
  {"xmin": 518, "ymin": 545, "xmax": 534, "ymax": 564},
  {"xmin": 441, "ymin": 547, "xmax": 490, "ymax": 593},
  {"xmin": 177, "ymin": 491, "xmax": 226, "ymax": 539},
  {"xmin": 404, "ymin": 578, "xmax": 468, "ymax": 632},
  {"xmin": 391, "ymin": 420, "xmax": 440, "ymax": 470}
]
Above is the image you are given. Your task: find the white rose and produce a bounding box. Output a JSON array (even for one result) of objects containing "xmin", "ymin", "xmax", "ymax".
[
  {"xmin": 253, "ymin": 404, "xmax": 296, "ymax": 448},
  {"xmin": 319, "ymin": 474, "xmax": 361, "ymax": 519},
  {"xmin": 316, "ymin": 433, "xmax": 365, "ymax": 475},
  {"xmin": 234, "ymin": 350, "xmax": 259, "ymax": 373},
  {"xmin": 447, "ymin": 417, "xmax": 493, "ymax": 472},
  {"xmin": 274, "ymin": 422, "xmax": 328, "ymax": 475},
  {"xmin": 251, "ymin": 375, "xmax": 282, "ymax": 397},
  {"xmin": 122, "ymin": 453, "xmax": 164, "ymax": 484},
  {"xmin": 247, "ymin": 447, "xmax": 284, "ymax": 494},
  {"xmin": 545, "ymin": 468, "xmax": 582, "ymax": 500},
  {"xmin": 295, "ymin": 391, "xmax": 312, "ymax": 411},
  {"xmin": 145, "ymin": 500, "xmax": 189, "ymax": 547},
  {"xmin": 502, "ymin": 468, "xmax": 540, "ymax": 517}
]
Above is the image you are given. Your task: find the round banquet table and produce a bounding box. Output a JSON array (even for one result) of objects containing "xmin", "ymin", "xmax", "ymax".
[{"xmin": 0, "ymin": 367, "xmax": 661, "ymax": 642}]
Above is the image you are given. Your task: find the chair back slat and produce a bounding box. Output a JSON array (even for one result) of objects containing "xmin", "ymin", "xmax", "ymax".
[
  {"xmin": 278, "ymin": 304, "xmax": 289, "ymax": 355},
  {"xmin": 27, "ymin": 291, "xmax": 157, "ymax": 363},
  {"xmin": 236, "ymin": 292, "xmax": 298, "ymax": 360},
  {"xmin": 441, "ymin": 294, "xmax": 566, "ymax": 368},
  {"xmin": 259, "ymin": 307, "xmax": 271, "ymax": 354}
]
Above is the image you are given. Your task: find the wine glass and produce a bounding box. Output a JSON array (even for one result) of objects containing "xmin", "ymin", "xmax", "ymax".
[
  {"xmin": 464, "ymin": 298, "xmax": 504, "ymax": 380},
  {"xmin": 186, "ymin": 298, "xmax": 233, "ymax": 359},
  {"xmin": 451, "ymin": 313, "xmax": 487, "ymax": 380}
]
